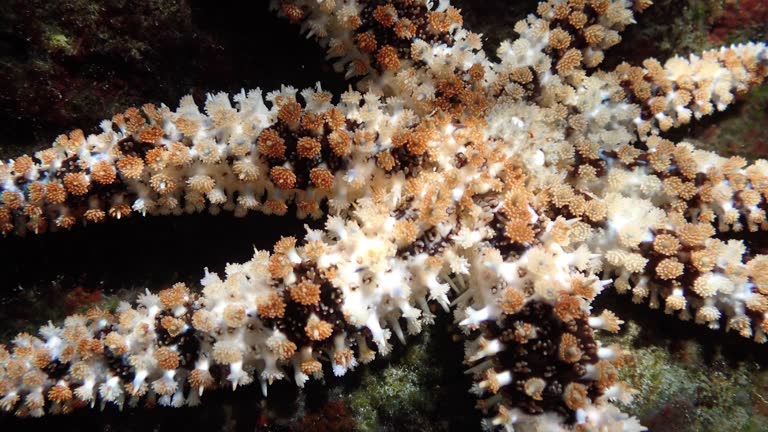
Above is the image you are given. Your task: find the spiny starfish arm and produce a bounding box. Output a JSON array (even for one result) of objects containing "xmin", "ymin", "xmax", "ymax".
[
  {"xmin": 0, "ymin": 84, "xmax": 437, "ymax": 237},
  {"xmin": 493, "ymin": 1, "xmax": 650, "ymax": 153},
  {"xmin": 503, "ymin": 0, "xmax": 649, "ymax": 82},
  {"xmin": 450, "ymin": 213, "xmax": 642, "ymax": 430},
  {"xmin": 275, "ymin": 0, "xmax": 491, "ymax": 118},
  {"xmin": 565, "ymin": 134, "xmax": 768, "ymax": 342},
  {"xmin": 273, "ymin": 0, "xmax": 467, "ymax": 77},
  {"xmin": 613, "ymin": 42, "xmax": 768, "ymax": 136},
  {"xmin": 0, "ymin": 196, "xmax": 457, "ymax": 416},
  {"xmin": 552, "ymin": 42, "xmax": 768, "ymax": 159},
  {"xmin": 409, "ymin": 144, "xmax": 644, "ymax": 429}
]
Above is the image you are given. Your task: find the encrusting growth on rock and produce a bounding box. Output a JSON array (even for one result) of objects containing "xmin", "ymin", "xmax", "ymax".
[{"xmin": 1, "ymin": 0, "xmax": 767, "ymax": 430}]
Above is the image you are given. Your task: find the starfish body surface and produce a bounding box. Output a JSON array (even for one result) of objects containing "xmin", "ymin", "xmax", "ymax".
[{"xmin": 1, "ymin": 1, "xmax": 767, "ymax": 430}]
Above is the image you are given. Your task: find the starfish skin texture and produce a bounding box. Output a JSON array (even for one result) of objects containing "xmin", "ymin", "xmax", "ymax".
[{"xmin": 0, "ymin": 0, "xmax": 767, "ymax": 430}]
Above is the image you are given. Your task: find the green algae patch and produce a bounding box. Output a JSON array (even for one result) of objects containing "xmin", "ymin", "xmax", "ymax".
[
  {"xmin": 605, "ymin": 321, "xmax": 768, "ymax": 432},
  {"xmin": 347, "ymin": 329, "xmax": 442, "ymax": 432}
]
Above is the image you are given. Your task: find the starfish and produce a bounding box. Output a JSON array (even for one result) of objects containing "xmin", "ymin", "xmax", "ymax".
[{"xmin": 0, "ymin": 1, "xmax": 767, "ymax": 430}]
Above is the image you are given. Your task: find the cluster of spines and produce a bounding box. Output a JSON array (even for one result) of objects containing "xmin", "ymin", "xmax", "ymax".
[
  {"xmin": 595, "ymin": 140, "xmax": 768, "ymax": 341},
  {"xmin": 558, "ymin": 108, "xmax": 768, "ymax": 342},
  {"xmin": 614, "ymin": 41, "xmax": 768, "ymax": 134},
  {"xmin": 466, "ymin": 300, "xmax": 631, "ymax": 430},
  {"xmin": 276, "ymin": 0, "xmax": 496, "ymax": 124},
  {"xmin": 277, "ymin": 0, "xmax": 464, "ymax": 77},
  {"xmin": 0, "ymin": 228, "xmax": 414, "ymax": 417},
  {"xmin": 449, "ymin": 199, "xmax": 641, "ymax": 430},
  {"xmin": 534, "ymin": 0, "xmax": 652, "ymax": 78},
  {"xmin": 0, "ymin": 86, "xmax": 366, "ymax": 235}
]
